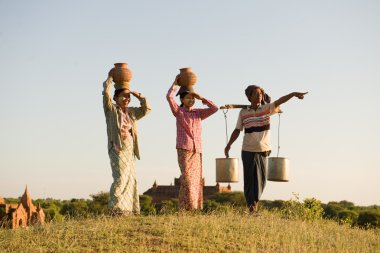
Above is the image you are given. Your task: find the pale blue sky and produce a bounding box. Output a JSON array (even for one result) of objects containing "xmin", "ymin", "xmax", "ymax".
[{"xmin": 1, "ymin": 1, "xmax": 379, "ymax": 205}]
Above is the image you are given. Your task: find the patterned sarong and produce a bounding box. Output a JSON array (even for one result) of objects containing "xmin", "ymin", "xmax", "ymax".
[
  {"xmin": 177, "ymin": 149, "xmax": 203, "ymax": 210},
  {"xmin": 108, "ymin": 137, "xmax": 140, "ymax": 214}
]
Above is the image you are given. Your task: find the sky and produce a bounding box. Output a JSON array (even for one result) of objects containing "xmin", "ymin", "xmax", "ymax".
[{"xmin": 0, "ymin": 1, "xmax": 379, "ymax": 206}]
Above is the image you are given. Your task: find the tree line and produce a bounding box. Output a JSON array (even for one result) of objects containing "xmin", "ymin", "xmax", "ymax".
[{"xmin": 1, "ymin": 192, "xmax": 379, "ymax": 229}]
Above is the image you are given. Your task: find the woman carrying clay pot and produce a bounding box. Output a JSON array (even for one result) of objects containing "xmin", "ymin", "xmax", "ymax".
[
  {"xmin": 102, "ymin": 73, "xmax": 151, "ymax": 216},
  {"xmin": 224, "ymin": 85, "xmax": 307, "ymax": 215},
  {"xmin": 166, "ymin": 75, "xmax": 218, "ymax": 211}
]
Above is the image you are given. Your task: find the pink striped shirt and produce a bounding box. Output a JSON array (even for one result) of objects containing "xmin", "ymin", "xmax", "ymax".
[
  {"xmin": 119, "ymin": 107, "xmax": 132, "ymax": 140},
  {"xmin": 167, "ymin": 85, "xmax": 218, "ymax": 153}
]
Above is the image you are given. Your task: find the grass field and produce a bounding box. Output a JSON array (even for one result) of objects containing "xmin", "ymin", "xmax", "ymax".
[{"xmin": 0, "ymin": 210, "xmax": 379, "ymax": 252}]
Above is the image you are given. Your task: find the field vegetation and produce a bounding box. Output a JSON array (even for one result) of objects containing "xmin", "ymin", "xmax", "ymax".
[{"xmin": 1, "ymin": 192, "xmax": 379, "ymax": 252}]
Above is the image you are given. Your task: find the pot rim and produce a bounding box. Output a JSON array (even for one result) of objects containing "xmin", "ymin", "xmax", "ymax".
[
  {"xmin": 179, "ymin": 67, "xmax": 192, "ymax": 71},
  {"xmin": 114, "ymin": 62, "xmax": 128, "ymax": 67},
  {"xmin": 268, "ymin": 157, "xmax": 289, "ymax": 160}
]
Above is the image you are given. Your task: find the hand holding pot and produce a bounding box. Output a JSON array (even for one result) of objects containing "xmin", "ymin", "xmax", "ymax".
[
  {"xmin": 192, "ymin": 93, "xmax": 204, "ymax": 101},
  {"xmin": 108, "ymin": 68, "xmax": 114, "ymax": 78},
  {"xmin": 130, "ymin": 91, "xmax": 142, "ymax": 99},
  {"xmin": 173, "ymin": 74, "xmax": 180, "ymax": 86}
]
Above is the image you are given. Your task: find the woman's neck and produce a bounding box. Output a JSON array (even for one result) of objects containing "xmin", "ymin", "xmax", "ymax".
[
  {"xmin": 118, "ymin": 105, "xmax": 127, "ymax": 111},
  {"xmin": 250, "ymin": 103, "xmax": 260, "ymax": 110}
]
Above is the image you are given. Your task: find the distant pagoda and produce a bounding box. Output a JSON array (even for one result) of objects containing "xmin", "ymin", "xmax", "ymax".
[{"xmin": 0, "ymin": 186, "xmax": 45, "ymax": 229}]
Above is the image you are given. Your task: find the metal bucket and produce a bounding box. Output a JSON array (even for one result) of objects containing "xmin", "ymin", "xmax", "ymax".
[
  {"xmin": 215, "ymin": 158, "xmax": 239, "ymax": 183},
  {"xmin": 267, "ymin": 157, "xmax": 289, "ymax": 182}
]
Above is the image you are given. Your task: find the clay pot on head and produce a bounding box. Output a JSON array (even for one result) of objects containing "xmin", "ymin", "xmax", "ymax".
[
  {"xmin": 114, "ymin": 82, "xmax": 130, "ymax": 90},
  {"xmin": 177, "ymin": 67, "xmax": 197, "ymax": 87},
  {"xmin": 110, "ymin": 63, "xmax": 132, "ymax": 90}
]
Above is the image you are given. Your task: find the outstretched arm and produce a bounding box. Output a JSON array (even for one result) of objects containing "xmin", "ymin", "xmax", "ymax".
[
  {"xmin": 224, "ymin": 129, "xmax": 241, "ymax": 158},
  {"xmin": 274, "ymin": 92, "xmax": 308, "ymax": 107}
]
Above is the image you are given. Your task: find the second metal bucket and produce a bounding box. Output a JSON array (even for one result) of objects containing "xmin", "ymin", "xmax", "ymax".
[
  {"xmin": 267, "ymin": 157, "xmax": 289, "ymax": 182},
  {"xmin": 215, "ymin": 158, "xmax": 239, "ymax": 183}
]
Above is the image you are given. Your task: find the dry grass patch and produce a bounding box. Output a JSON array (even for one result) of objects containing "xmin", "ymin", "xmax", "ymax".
[{"xmin": 0, "ymin": 211, "xmax": 379, "ymax": 252}]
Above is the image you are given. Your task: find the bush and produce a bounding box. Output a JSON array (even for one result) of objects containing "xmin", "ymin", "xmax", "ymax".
[
  {"xmin": 60, "ymin": 199, "xmax": 90, "ymax": 218},
  {"xmin": 32, "ymin": 198, "xmax": 65, "ymax": 222},
  {"xmin": 34, "ymin": 198, "xmax": 64, "ymax": 209},
  {"xmin": 356, "ymin": 211, "xmax": 380, "ymax": 229},
  {"xmin": 323, "ymin": 204, "xmax": 344, "ymax": 220},
  {"xmin": 44, "ymin": 206, "xmax": 64, "ymax": 222},
  {"xmin": 203, "ymin": 200, "xmax": 231, "ymax": 214},
  {"xmin": 260, "ymin": 200, "xmax": 286, "ymax": 210},
  {"xmin": 0, "ymin": 206, "xmax": 8, "ymax": 227},
  {"xmin": 154, "ymin": 200, "xmax": 178, "ymax": 215},
  {"xmin": 337, "ymin": 210, "xmax": 358, "ymax": 225},
  {"xmin": 88, "ymin": 192, "xmax": 109, "ymax": 215},
  {"xmin": 281, "ymin": 194, "xmax": 324, "ymax": 221},
  {"xmin": 139, "ymin": 195, "xmax": 156, "ymax": 215},
  {"xmin": 303, "ymin": 198, "xmax": 324, "ymax": 220},
  {"xmin": 208, "ymin": 192, "xmax": 246, "ymax": 207},
  {"xmin": 337, "ymin": 200, "xmax": 355, "ymax": 210},
  {"xmin": 0, "ymin": 205, "xmax": 6, "ymax": 218}
]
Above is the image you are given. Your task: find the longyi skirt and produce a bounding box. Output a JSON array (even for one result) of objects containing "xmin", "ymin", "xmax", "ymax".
[
  {"xmin": 108, "ymin": 137, "xmax": 140, "ymax": 214},
  {"xmin": 177, "ymin": 149, "xmax": 203, "ymax": 210}
]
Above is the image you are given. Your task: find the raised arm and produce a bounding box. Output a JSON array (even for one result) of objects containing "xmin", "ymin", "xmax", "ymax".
[
  {"xmin": 129, "ymin": 91, "xmax": 151, "ymax": 120},
  {"xmin": 192, "ymin": 93, "xmax": 218, "ymax": 120},
  {"xmin": 274, "ymin": 92, "xmax": 308, "ymax": 107},
  {"xmin": 102, "ymin": 76, "xmax": 115, "ymax": 113},
  {"xmin": 166, "ymin": 77, "xmax": 180, "ymax": 116}
]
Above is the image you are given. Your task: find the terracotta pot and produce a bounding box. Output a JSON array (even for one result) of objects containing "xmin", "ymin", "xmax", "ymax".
[
  {"xmin": 111, "ymin": 63, "xmax": 132, "ymax": 90},
  {"xmin": 177, "ymin": 67, "xmax": 197, "ymax": 87},
  {"xmin": 114, "ymin": 82, "xmax": 130, "ymax": 90}
]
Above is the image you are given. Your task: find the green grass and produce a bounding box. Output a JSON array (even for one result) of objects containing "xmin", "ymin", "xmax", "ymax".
[{"xmin": 0, "ymin": 211, "xmax": 379, "ymax": 252}]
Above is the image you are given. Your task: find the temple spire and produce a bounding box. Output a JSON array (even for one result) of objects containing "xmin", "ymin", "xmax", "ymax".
[{"xmin": 20, "ymin": 185, "xmax": 35, "ymax": 212}]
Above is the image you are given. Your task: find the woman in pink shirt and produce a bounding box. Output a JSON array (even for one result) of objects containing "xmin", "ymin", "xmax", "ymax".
[{"xmin": 167, "ymin": 76, "xmax": 218, "ymax": 210}]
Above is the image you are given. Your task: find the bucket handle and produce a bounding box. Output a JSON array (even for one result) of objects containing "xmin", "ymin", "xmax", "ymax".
[
  {"xmin": 276, "ymin": 113, "xmax": 281, "ymax": 157},
  {"xmin": 222, "ymin": 109, "xmax": 229, "ymax": 146}
]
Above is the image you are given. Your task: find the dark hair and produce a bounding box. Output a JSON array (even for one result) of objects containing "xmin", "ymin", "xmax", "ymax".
[
  {"xmin": 179, "ymin": 92, "xmax": 189, "ymax": 107},
  {"xmin": 245, "ymin": 85, "xmax": 271, "ymax": 104},
  {"xmin": 113, "ymin": 88, "xmax": 128, "ymax": 100}
]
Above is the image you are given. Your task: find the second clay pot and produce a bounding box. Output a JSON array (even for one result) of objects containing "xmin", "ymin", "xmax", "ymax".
[{"xmin": 177, "ymin": 67, "xmax": 197, "ymax": 87}]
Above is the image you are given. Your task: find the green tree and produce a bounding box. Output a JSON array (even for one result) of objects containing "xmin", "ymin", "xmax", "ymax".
[
  {"xmin": 4, "ymin": 198, "xmax": 19, "ymax": 203},
  {"xmin": 208, "ymin": 192, "xmax": 246, "ymax": 207},
  {"xmin": 60, "ymin": 199, "xmax": 89, "ymax": 218},
  {"xmin": 44, "ymin": 204, "xmax": 64, "ymax": 222},
  {"xmin": 155, "ymin": 200, "xmax": 178, "ymax": 214},
  {"xmin": 260, "ymin": 200, "xmax": 286, "ymax": 210},
  {"xmin": 203, "ymin": 200, "xmax": 230, "ymax": 214},
  {"xmin": 323, "ymin": 204, "xmax": 344, "ymax": 220},
  {"xmin": 88, "ymin": 192, "xmax": 109, "ymax": 215},
  {"xmin": 303, "ymin": 198, "xmax": 324, "ymax": 220},
  {"xmin": 357, "ymin": 211, "xmax": 380, "ymax": 229},
  {"xmin": 337, "ymin": 200, "xmax": 355, "ymax": 210},
  {"xmin": 281, "ymin": 194, "xmax": 324, "ymax": 221},
  {"xmin": 139, "ymin": 195, "xmax": 156, "ymax": 215},
  {"xmin": 337, "ymin": 210, "xmax": 358, "ymax": 226}
]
